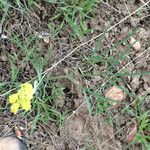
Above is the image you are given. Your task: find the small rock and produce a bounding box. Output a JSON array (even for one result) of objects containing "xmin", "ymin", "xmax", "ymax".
[
  {"xmin": 139, "ymin": 28, "xmax": 150, "ymax": 39},
  {"xmin": 143, "ymin": 83, "xmax": 149, "ymax": 91},
  {"xmin": 1, "ymin": 34, "xmax": 8, "ymax": 39},
  {"xmin": 46, "ymin": 145, "xmax": 55, "ymax": 150},
  {"xmin": 0, "ymin": 55, "xmax": 7, "ymax": 61},
  {"xmin": 126, "ymin": 124, "xmax": 137, "ymax": 143},
  {"xmin": 38, "ymin": 31, "xmax": 50, "ymax": 44},
  {"xmin": 138, "ymin": 87, "xmax": 144, "ymax": 95},
  {"xmin": 121, "ymin": 27, "xmax": 129, "ymax": 34},
  {"xmin": 105, "ymin": 86, "xmax": 124, "ymax": 108},
  {"xmin": 129, "ymin": 36, "xmax": 141, "ymax": 51},
  {"xmin": 142, "ymin": 75, "xmax": 150, "ymax": 83},
  {"xmin": 130, "ymin": 17, "xmax": 140, "ymax": 27},
  {"xmin": 14, "ymin": 126, "xmax": 22, "ymax": 139},
  {"xmin": 43, "ymin": 36, "xmax": 50, "ymax": 44},
  {"xmin": 131, "ymin": 75, "xmax": 140, "ymax": 90}
]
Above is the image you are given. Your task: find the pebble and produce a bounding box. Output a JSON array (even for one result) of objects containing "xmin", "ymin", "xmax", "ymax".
[
  {"xmin": 129, "ymin": 36, "xmax": 141, "ymax": 51},
  {"xmin": 143, "ymin": 82, "xmax": 149, "ymax": 90},
  {"xmin": 46, "ymin": 145, "xmax": 55, "ymax": 150},
  {"xmin": 105, "ymin": 86, "xmax": 124, "ymax": 108},
  {"xmin": 0, "ymin": 55, "xmax": 7, "ymax": 61},
  {"xmin": 139, "ymin": 28, "xmax": 150, "ymax": 39},
  {"xmin": 131, "ymin": 75, "xmax": 140, "ymax": 90},
  {"xmin": 142, "ymin": 75, "xmax": 150, "ymax": 83}
]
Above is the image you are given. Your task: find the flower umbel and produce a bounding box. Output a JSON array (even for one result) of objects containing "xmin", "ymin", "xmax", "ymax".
[
  {"xmin": 22, "ymin": 100, "xmax": 31, "ymax": 111},
  {"xmin": 8, "ymin": 93, "xmax": 18, "ymax": 104},
  {"xmin": 20, "ymin": 83, "xmax": 33, "ymax": 94},
  {"xmin": 8, "ymin": 82, "xmax": 33, "ymax": 114},
  {"xmin": 10, "ymin": 103, "xmax": 19, "ymax": 114}
]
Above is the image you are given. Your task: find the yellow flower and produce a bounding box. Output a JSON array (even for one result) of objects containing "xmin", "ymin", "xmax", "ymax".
[
  {"xmin": 21, "ymin": 101, "xmax": 31, "ymax": 111},
  {"xmin": 21, "ymin": 83, "xmax": 33, "ymax": 93},
  {"xmin": 8, "ymin": 82, "xmax": 33, "ymax": 114},
  {"xmin": 8, "ymin": 93, "xmax": 19, "ymax": 104},
  {"xmin": 10, "ymin": 103, "xmax": 19, "ymax": 114},
  {"xmin": 18, "ymin": 89, "xmax": 33, "ymax": 102},
  {"xmin": 19, "ymin": 82, "xmax": 33, "ymax": 100}
]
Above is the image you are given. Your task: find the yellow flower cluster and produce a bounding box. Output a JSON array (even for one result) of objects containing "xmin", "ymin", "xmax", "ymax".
[{"xmin": 8, "ymin": 83, "xmax": 33, "ymax": 114}]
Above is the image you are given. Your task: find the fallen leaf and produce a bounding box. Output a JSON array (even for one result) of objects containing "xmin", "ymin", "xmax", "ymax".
[
  {"xmin": 129, "ymin": 36, "xmax": 141, "ymax": 51},
  {"xmin": 126, "ymin": 124, "xmax": 137, "ymax": 143},
  {"xmin": 14, "ymin": 126, "xmax": 22, "ymax": 139},
  {"xmin": 105, "ymin": 86, "xmax": 124, "ymax": 108}
]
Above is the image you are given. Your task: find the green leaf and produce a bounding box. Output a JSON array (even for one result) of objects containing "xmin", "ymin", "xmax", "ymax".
[
  {"xmin": 10, "ymin": 62, "xmax": 19, "ymax": 81},
  {"xmin": 83, "ymin": 89, "xmax": 91, "ymax": 115}
]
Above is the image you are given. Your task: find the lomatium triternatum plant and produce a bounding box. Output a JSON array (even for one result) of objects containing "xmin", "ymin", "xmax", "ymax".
[{"xmin": 8, "ymin": 83, "xmax": 33, "ymax": 114}]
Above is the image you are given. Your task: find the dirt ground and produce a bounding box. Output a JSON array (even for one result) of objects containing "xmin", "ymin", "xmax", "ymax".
[{"xmin": 0, "ymin": 0, "xmax": 150, "ymax": 150}]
